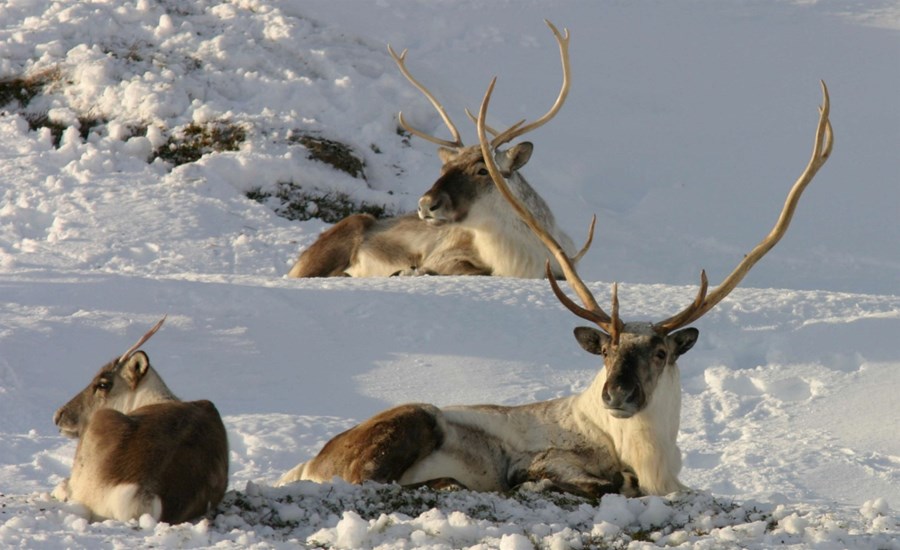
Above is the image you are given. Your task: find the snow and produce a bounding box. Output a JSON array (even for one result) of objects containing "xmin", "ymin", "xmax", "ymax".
[{"xmin": 1, "ymin": 0, "xmax": 898, "ymax": 548}]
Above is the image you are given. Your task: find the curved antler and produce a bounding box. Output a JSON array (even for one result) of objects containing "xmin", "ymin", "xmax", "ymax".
[
  {"xmin": 389, "ymin": 19, "xmax": 569, "ymax": 151},
  {"xmin": 388, "ymin": 45, "xmax": 464, "ymax": 149},
  {"xmin": 571, "ymin": 214, "xmax": 596, "ymax": 264},
  {"xmin": 117, "ymin": 315, "xmax": 167, "ymax": 365},
  {"xmin": 657, "ymin": 81, "xmax": 834, "ymax": 333},
  {"xmin": 477, "ymin": 78, "xmax": 622, "ymax": 342},
  {"xmin": 489, "ymin": 20, "xmax": 571, "ymax": 149}
]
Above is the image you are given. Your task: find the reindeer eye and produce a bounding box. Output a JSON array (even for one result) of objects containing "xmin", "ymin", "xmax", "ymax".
[
  {"xmin": 94, "ymin": 379, "xmax": 111, "ymax": 392},
  {"xmin": 656, "ymin": 349, "xmax": 667, "ymax": 361},
  {"xmin": 477, "ymin": 167, "xmax": 489, "ymax": 176}
]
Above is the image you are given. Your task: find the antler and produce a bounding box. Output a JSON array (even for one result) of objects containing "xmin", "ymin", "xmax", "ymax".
[
  {"xmin": 657, "ymin": 81, "xmax": 833, "ymax": 333},
  {"xmin": 388, "ymin": 45, "xmax": 464, "ymax": 148},
  {"xmin": 477, "ymin": 78, "xmax": 623, "ymax": 342},
  {"xmin": 488, "ymin": 19, "xmax": 571, "ymax": 149},
  {"xmin": 389, "ymin": 19, "xmax": 569, "ymax": 151},
  {"xmin": 117, "ymin": 315, "xmax": 167, "ymax": 365}
]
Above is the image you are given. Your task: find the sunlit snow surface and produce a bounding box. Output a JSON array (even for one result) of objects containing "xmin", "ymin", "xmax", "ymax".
[{"xmin": 1, "ymin": 0, "xmax": 898, "ymax": 548}]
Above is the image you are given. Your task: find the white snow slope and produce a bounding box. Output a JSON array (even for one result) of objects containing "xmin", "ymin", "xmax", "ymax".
[{"xmin": 1, "ymin": 0, "xmax": 898, "ymax": 548}]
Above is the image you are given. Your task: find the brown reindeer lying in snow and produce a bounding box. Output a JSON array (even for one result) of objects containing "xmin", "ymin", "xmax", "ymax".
[
  {"xmin": 52, "ymin": 318, "xmax": 229, "ymax": 523},
  {"xmin": 288, "ymin": 21, "xmax": 588, "ymax": 278}
]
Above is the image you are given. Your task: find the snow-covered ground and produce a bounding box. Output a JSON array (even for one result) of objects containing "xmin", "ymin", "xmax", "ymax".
[{"xmin": 1, "ymin": 0, "xmax": 898, "ymax": 548}]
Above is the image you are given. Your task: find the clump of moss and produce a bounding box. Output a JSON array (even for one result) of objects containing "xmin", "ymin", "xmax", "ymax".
[
  {"xmin": 23, "ymin": 113, "xmax": 105, "ymax": 147},
  {"xmin": 289, "ymin": 133, "xmax": 367, "ymax": 180},
  {"xmin": 0, "ymin": 67, "xmax": 61, "ymax": 108},
  {"xmin": 154, "ymin": 121, "xmax": 247, "ymax": 166},
  {"xmin": 246, "ymin": 181, "xmax": 391, "ymax": 223},
  {"xmin": 396, "ymin": 125, "xmax": 412, "ymax": 147},
  {"xmin": 0, "ymin": 68, "xmax": 102, "ymax": 148}
]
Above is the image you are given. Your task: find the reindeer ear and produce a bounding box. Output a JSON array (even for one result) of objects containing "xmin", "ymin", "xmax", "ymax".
[
  {"xmin": 503, "ymin": 142, "xmax": 533, "ymax": 171},
  {"xmin": 670, "ymin": 328, "xmax": 699, "ymax": 357},
  {"xmin": 120, "ymin": 351, "xmax": 151, "ymax": 390},
  {"xmin": 574, "ymin": 326, "xmax": 610, "ymax": 356},
  {"xmin": 438, "ymin": 147, "xmax": 460, "ymax": 164}
]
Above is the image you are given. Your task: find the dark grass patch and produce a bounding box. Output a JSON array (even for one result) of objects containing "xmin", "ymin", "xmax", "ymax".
[
  {"xmin": 0, "ymin": 67, "xmax": 61, "ymax": 108},
  {"xmin": 24, "ymin": 114, "xmax": 106, "ymax": 148},
  {"xmin": 246, "ymin": 181, "xmax": 391, "ymax": 223},
  {"xmin": 289, "ymin": 133, "xmax": 367, "ymax": 180},
  {"xmin": 215, "ymin": 481, "xmax": 777, "ymax": 548},
  {"xmin": 153, "ymin": 121, "xmax": 247, "ymax": 166},
  {"xmin": 396, "ymin": 124, "xmax": 412, "ymax": 146}
]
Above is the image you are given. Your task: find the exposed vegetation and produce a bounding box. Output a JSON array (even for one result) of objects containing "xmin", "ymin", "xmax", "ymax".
[
  {"xmin": 153, "ymin": 121, "xmax": 247, "ymax": 166},
  {"xmin": 24, "ymin": 114, "xmax": 105, "ymax": 147},
  {"xmin": 396, "ymin": 125, "xmax": 412, "ymax": 147},
  {"xmin": 290, "ymin": 132, "xmax": 367, "ymax": 180},
  {"xmin": 0, "ymin": 67, "xmax": 60, "ymax": 108},
  {"xmin": 215, "ymin": 482, "xmax": 775, "ymax": 548},
  {"xmin": 0, "ymin": 68, "xmax": 104, "ymax": 146},
  {"xmin": 3, "ymin": 68, "xmax": 384, "ymax": 224},
  {"xmin": 246, "ymin": 181, "xmax": 391, "ymax": 223},
  {"xmin": 245, "ymin": 133, "xmax": 393, "ymax": 223}
]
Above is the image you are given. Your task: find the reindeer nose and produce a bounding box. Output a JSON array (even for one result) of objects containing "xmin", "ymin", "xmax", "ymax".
[
  {"xmin": 418, "ymin": 195, "xmax": 444, "ymax": 218},
  {"xmin": 602, "ymin": 383, "xmax": 636, "ymax": 410}
]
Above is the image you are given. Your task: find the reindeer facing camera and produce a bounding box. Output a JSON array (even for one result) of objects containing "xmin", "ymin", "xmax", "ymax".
[{"xmin": 52, "ymin": 317, "xmax": 229, "ymax": 523}]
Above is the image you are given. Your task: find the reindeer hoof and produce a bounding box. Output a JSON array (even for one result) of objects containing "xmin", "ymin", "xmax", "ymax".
[
  {"xmin": 620, "ymin": 471, "xmax": 641, "ymax": 497},
  {"xmin": 515, "ymin": 479, "xmax": 556, "ymax": 493},
  {"xmin": 407, "ymin": 477, "xmax": 468, "ymax": 491},
  {"xmin": 391, "ymin": 266, "xmax": 418, "ymax": 277}
]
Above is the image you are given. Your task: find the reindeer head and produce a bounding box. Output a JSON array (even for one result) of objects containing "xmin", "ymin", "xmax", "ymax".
[
  {"xmin": 575, "ymin": 322, "xmax": 697, "ymax": 417},
  {"xmin": 54, "ymin": 317, "xmax": 170, "ymax": 438},
  {"xmin": 417, "ymin": 143, "xmax": 533, "ymax": 225},
  {"xmin": 475, "ymin": 67, "xmax": 832, "ymax": 418},
  {"xmin": 389, "ymin": 21, "xmax": 568, "ymax": 228}
]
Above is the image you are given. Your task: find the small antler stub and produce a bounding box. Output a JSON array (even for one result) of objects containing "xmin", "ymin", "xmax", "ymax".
[{"xmin": 117, "ymin": 315, "xmax": 167, "ymax": 365}]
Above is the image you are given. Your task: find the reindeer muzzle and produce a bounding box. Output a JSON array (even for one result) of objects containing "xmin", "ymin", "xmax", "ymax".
[
  {"xmin": 602, "ymin": 382, "xmax": 642, "ymax": 418},
  {"xmin": 53, "ymin": 408, "xmax": 80, "ymax": 439},
  {"xmin": 418, "ymin": 193, "xmax": 452, "ymax": 224}
]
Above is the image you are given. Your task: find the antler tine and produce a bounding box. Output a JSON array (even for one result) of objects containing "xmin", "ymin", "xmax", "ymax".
[
  {"xmin": 388, "ymin": 45, "xmax": 464, "ymax": 149},
  {"xmin": 655, "ymin": 271, "xmax": 709, "ymax": 333},
  {"xmin": 610, "ymin": 283, "xmax": 621, "ymax": 344},
  {"xmin": 490, "ymin": 20, "xmax": 571, "ymax": 149},
  {"xmin": 658, "ymin": 81, "xmax": 833, "ymax": 332},
  {"xmin": 571, "ymin": 214, "xmax": 596, "ymax": 263},
  {"xmin": 464, "ymin": 107, "xmax": 526, "ymax": 139},
  {"xmin": 478, "ymin": 77, "xmax": 615, "ymax": 333},
  {"xmin": 117, "ymin": 315, "xmax": 167, "ymax": 365},
  {"xmin": 544, "ymin": 261, "xmax": 614, "ymax": 327}
]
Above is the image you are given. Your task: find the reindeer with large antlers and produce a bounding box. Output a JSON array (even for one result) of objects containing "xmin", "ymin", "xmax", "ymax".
[
  {"xmin": 476, "ymin": 75, "xmax": 833, "ymax": 494},
  {"xmin": 278, "ymin": 71, "xmax": 832, "ymax": 496},
  {"xmin": 288, "ymin": 21, "xmax": 587, "ymax": 278},
  {"xmin": 53, "ymin": 317, "xmax": 229, "ymax": 523}
]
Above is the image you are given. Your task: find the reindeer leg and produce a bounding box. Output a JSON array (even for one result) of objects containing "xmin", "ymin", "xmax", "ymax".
[
  {"xmin": 288, "ymin": 214, "xmax": 376, "ymax": 277},
  {"xmin": 300, "ymin": 404, "xmax": 444, "ymax": 484},
  {"xmin": 516, "ymin": 470, "xmax": 640, "ymax": 499},
  {"xmin": 516, "ymin": 449, "xmax": 641, "ymax": 499},
  {"xmin": 392, "ymin": 261, "xmax": 491, "ymax": 277},
  {"xmin": 51, "ymin": 478, "xmax": 72, "ymax": 502}
]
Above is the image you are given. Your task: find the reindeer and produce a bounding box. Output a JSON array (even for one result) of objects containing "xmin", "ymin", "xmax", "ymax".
[
  {"xmin": 277, "ymin": 77, "xmax": 832, "ymax": 497},
  {"xmin": 52, "ymin": 317, "xmax": 229, "ymax": 523},
  {"xmin": 288, "ymin": 21, "xmax": 587, "ymax": 278}
]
